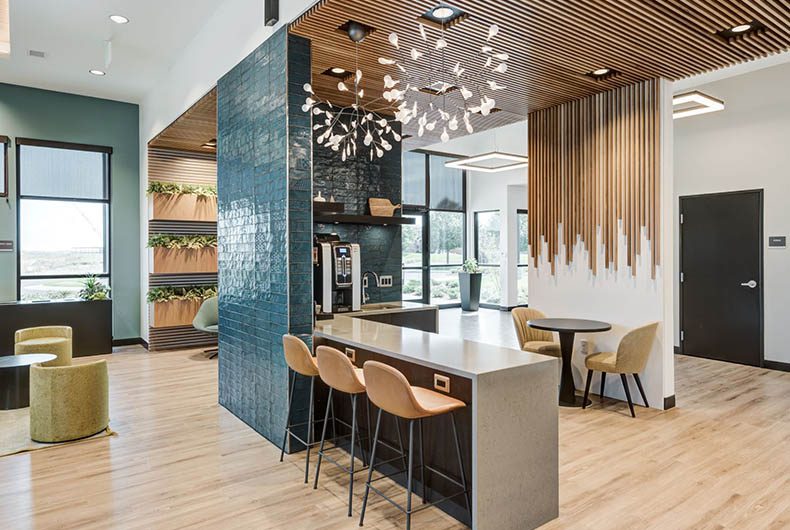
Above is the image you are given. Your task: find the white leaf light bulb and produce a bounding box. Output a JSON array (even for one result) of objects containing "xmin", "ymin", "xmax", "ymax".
[
  {"xmin": 303, "ymin": 83, "xmax": 314, "ymax": 93},
  {"xmin": 337, "ymin": 81, "xmax": 349, "ymax": 92},
  {"xmin": 493, "ymin": 63, "xmax": 508, "ymax": 74},
  {"xmin": 419, "ymin": 24, "xmax": 427, "ymax": 41},
  {"xmin": 379, "ymin": 57, "xmax": 396, "ymax": 65},
  {"xmin": 460, "ymin": 86, "xmax": 473, "ymax": 100},
  {"xmin": 410, "ymin": 48, "xmax": 424, "ymax": 61},
  {"xmin": 436, "ymin": 38, "xmax": 448, "ymax": 50},
  {"xmin": 389, "ymin": 33, "xmax": 399, "ymax": 49},
  {"xmin": 441, "ymin": 128, "xmax": 449, "ymax": 143},
  {"xmin": 487, "ymin": 24, "xmax": 500, "ymax": 41}
]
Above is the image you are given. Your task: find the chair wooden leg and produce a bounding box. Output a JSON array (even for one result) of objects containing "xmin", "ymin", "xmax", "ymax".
[
  {"xmin": 582, "ymin": 370, "xmax": 593, "ymax": 409},
  {"xmin": 599, "ymin": 372, "xmax": 606, "ymax": 403},
  {"xmin": 620, "ymin": 374, "xmax": 635, "ymax": 417},
  {"xmin": 633, "ymin": 373, "xmax": 649, "ymax": 408}
]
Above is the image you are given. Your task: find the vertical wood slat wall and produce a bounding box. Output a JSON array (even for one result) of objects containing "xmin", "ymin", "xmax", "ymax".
[{"xmin": 528, "ymin": 78, "xmax": 661, "ymax": 278}]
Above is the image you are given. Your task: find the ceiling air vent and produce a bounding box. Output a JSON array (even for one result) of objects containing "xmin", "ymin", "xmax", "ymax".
[{"xmin": 28, "ymin": 50, "xmax": 46, "ymax": 58}]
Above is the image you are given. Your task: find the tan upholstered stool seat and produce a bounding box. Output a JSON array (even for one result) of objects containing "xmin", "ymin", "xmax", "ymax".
[
  {"xmin": 523, "ymin": 340, "xmax": 561, "ymax": 357},
  {"xmin": 283, "ymin": 334, "xmax": 319, "ymax": 377},
  {"xmin": 585, "ymin": 351, "xmax": 617, "ymax": 372},
  {"xmin": 315, "ymin": 346, "xmax": 366, "ymax": 394},
  {"xmin": 15, "ymin": 326, "xmax": 73, "ymax": 367},
  {"xmin": 411, "ymin": 387, "xmax": 466, "ymax": 417}
]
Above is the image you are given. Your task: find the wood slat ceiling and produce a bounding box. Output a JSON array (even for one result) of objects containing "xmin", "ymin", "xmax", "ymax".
[
  {"xmin": 290, "ymin": 0, "xmax": 790, "ymax": 146},
  {"xmin": 149, "ymin": 88, "xmax": 217, "ymax": 153}
]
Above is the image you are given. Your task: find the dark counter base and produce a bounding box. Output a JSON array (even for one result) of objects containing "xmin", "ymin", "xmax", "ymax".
[{"xmin": 0, "ymin": 300, "xmax": 112, "ymax": 357}]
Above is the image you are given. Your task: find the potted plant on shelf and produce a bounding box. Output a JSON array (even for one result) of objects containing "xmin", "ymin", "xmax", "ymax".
[
  {"xmin": 147, "ymin": 180, "xmax": 218, "ymax": 222},
  {"xmin": 147, "ymin": 285, "xmax": 218, "ymax": 328},
  {"xmin": 79, "ymin": 275, "xmax": 111, "ymax": 301},
  {"xmin": 458, "ymin": 258, "xmax": 482, "ymax": 312},
  {"xmin": 148, "ymin": 234, "xmax": 218, "ymax": 274}
]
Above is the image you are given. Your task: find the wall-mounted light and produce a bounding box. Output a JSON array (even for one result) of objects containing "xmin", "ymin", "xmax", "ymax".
[
  {"xmin": 673, "ymin": 90, "xmax": 724, "ymax": 119},
  {"xmin": 445, "ymin": 152, "xmax": 528, "ymax": 173}
]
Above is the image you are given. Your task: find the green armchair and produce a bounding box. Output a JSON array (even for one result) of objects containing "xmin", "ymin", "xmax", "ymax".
[{"xmin": 193, "ymin": 296, "xmax": 219, "ymax": 358}]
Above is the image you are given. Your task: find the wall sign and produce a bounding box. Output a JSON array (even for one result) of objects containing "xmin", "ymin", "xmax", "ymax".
[
  {"xmin": 768, "ymin": 236, "xmax": 786, "ymax": 248},
  {"xmin": 0, "ymin": 240, "xmax": 13, "ymax": 252}
]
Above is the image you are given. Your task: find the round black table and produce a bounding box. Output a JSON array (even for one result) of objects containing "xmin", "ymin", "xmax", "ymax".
[
  {"xmin": 0, "ymin": 354, "xmax": 57, "ymax": 410},
  {"xmin": 528, "ymin": 318, "xmax": 611, "ymax": 407}
]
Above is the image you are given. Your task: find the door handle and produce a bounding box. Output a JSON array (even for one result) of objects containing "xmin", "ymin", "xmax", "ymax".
[{"xmin": 740, "ymin": 280, "xmax": 757, "ymax": 289}]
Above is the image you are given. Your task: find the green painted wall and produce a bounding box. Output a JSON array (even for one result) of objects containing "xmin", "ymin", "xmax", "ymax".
[{"xmin": 0, "ymin": 83, "xmax": 140, "ymax": 340}]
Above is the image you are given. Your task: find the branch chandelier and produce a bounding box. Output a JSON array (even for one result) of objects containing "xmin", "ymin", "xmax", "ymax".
[{"xmin": 302, "ymin": 10, "xmax": 509, "ymax": 160}]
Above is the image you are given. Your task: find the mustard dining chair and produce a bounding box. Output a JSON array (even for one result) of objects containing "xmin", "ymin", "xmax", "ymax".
[
  {"xmin": 511, "ymin": 307, "xmax": 560, "ymax": 357},
  {"xmin": 582, "ymin": 322, "xmax": 659, "ymax": 417}
]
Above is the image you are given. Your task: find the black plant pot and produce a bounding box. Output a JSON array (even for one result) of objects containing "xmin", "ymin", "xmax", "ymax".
[{"xmin": 459, "ymin": 272, "xmax": 482, "ymax": 311}]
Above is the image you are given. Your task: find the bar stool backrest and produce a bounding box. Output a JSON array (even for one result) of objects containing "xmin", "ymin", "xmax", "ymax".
[
  {"xmin": 282, "ymin": 335, "xmax": 320, "ymax": 377},
  {"xmin": 363, "ymin": 361, "xmax": 426, "ymax": 420},
  {"xmin": 315, "ymin": 346, "xmax": 365, "ymax": 394}
]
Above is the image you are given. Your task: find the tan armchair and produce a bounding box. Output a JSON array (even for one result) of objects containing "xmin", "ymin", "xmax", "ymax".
[
  {"xmin": 583, "ymin": 322, "xmax": 659, "ymax": 417},
  {"xmin": 30, "ymin": 360, "xmax": 110, "ymax": 442},
  {"xmin": 511, "ymin": 308, "xmax": 560, "ymax": 357},
  {"xmin": 15, "ymin": 326, "xmax": 73, "ymax": 367}
]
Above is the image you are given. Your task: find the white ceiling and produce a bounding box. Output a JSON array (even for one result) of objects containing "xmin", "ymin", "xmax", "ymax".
[{"xmin": 0, "ymin": 0, "xmax": 221, "ymax": 103}]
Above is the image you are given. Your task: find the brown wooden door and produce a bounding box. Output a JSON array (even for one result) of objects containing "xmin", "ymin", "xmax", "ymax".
[{"xmin": 679, "ymin": 190, "xmax": 763, "ymax": 366}]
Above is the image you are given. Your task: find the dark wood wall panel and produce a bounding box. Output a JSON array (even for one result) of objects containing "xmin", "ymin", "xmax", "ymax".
[
  {"xmin": 528, "ymin": 79, "xmax": 662, "ymax": 277},
  {"xmin": 148, "ymin": 148, "xmax": 217, "ymax": 186}
]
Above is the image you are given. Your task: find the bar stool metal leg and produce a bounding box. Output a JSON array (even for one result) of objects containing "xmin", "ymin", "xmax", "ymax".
[
  {"xmin": 313, "ymin": 387, "xmax": 333, "ymax": 489},
  {"xmin": 450, "ymin": 412, "xmax": 472, "ymax": 522},
  {"xmin": 359, "ymin": 408, "xmax": 382, "ymax": 527},
  {"xmin": 304, "ymin": 376, "xmax": 315, "ymax": 483},
  {"xmin": 280, "ymin": 369, "xmax": 297, "ymax": 462},
  {"xmin": 348, "ymin": 393, "xmax": 358, "ymax": 516},
  {"xmin": 394, "ymin": 416, "xmax": 407, "ymax": 470},
  {"xmin": 405, "ymin": 419, "xmax": 415, "ymax": 530},
  {"xmin": 419, "ymin": 418, "xmax": 426, "ymax": 504}
]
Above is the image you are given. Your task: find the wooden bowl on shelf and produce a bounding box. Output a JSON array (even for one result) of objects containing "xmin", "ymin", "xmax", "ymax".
[{"xmin": 368, "ymin": 198, "xmax": 401, "ymax": 217}]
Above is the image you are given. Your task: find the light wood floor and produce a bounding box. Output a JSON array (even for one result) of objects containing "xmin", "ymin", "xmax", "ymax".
[{"xmin": 0, "ymin": 348, "xmax": 788, "ymax": 529}]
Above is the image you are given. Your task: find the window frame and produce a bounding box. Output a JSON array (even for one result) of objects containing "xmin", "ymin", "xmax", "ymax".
[
  {"xmin": 516, "ymin": 208, "xmax": 529, "ymax": 307},
  {"xmin": 473, "ymin": 210, "xmax": 502, "ymax": 309},
  {"xmin": 0, "ymin": 136, "xmax": 8, "ymax": 198},
  {"xmin": 15, "ymin": 138, "xmax": 113, "ymax": 301},
  {"xmin": 402, "ymin": 150, "xmax": 467, "ymax": 308}
]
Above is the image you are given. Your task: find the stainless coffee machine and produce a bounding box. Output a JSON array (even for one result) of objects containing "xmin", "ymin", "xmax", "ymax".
[{"xmin": 313, "ymin": 233, "xmax": 361, "ymax": 314}]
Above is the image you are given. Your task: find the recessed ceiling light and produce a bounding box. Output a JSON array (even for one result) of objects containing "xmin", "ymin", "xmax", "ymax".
[
  {"xmin": 419, "ymin": 81, "xmax": 458, "ymax": 95},
  {"xmin": 432, "ymin": 7, "xmax": 455, "ymax": 19},
  {"xmin": 585, "ymin": 67, "xmax": 618, "ymax": 80},
  {"xmin": 202, "ymin": 138, "xmax": 217, "ymax": 149},
  {"xmin": 419, "ymin": 5, "xmax": 467, "ymax": 28},
  {"xmin": 672, "ymin": 90, "xmax": 724, "ymax": 119},
  {"xmin": 716, "ymin": 20, "xmax": 765, "ymax": 40},
  {"xmin": 331, "ymin": 67, "xmax": 346, "ymax": 74},
  {"xmin": 109, "ymin": 14, "xmax": 129, "ymax": 24},
  {"xmin": 89, "ymin": 69, "xmax": 106, "ymax": 76}
]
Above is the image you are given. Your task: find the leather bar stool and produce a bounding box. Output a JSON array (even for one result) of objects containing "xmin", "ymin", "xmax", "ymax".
[
  {"xmin": 281, "ymin": 334, "xmax": 321, "ymax": 483},
  {"xmin": 313, "ymin": 345, "xmax": 372, "ymax": 517},
  {"xmin": 359, "ymin": 361, "xmax": 472, "ymax": 530}
]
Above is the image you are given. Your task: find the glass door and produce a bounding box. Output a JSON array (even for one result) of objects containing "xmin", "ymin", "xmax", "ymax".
[
  {"xmin": 402, "ymin": 213, "xmax": 426, "ymax": 302},
  {"xmin": 474, "ymin": 210, "xmax": 502, "ymax": 308}
]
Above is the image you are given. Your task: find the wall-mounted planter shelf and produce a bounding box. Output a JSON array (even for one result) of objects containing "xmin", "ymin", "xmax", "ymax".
[
  {"xmin": 314, "ymin": 213, "xmax": 415, "ymax": 226},
  {"xmin": 150, "ymin": 248, "xmax": 218, "ymax": 274},
  {"xmin": 150, "ymin": 299, "xmax": 202, "ymax": 328},
  {"xmin": 150, "ymin": 193, "xmax": 218, "ymax": 222}
]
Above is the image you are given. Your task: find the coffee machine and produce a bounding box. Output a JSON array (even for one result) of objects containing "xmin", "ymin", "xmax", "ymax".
[{"xmin": 313, "ymin": 233, "xmax": 361, "ymax": 314}]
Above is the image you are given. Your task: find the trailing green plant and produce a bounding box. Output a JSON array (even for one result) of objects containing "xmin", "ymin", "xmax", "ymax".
[
  {"xmin": 147, "ymin": 180, "xmax": 217, "ymax": 197},
  {"xmin": 148, "ymin": 234, "xmax": 218, "ymax": 249},
  {"xmin": 79, "ymin": 275, "xmax": 111, "ymax": 301},
  {"xmin": 461, "ymin": 258, "xmax": 481, "ymax": 274},
  {"xmin": 147, "ymin": 285, "xmax": 218, "ymax": 304}
]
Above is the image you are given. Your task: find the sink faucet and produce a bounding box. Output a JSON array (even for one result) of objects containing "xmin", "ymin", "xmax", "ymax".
[{"xmin": 362, "ymin": 271, "xmax": 380, "ymax": 304}]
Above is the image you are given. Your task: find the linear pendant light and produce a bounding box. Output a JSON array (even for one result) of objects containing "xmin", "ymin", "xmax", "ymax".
[
  {"xmin": 445, "ymin": 152, "xmax": 528, "ymax": 173},
  {"xmin": 673, "ymin": 90, "xmax": 724, "ymax": 119}
]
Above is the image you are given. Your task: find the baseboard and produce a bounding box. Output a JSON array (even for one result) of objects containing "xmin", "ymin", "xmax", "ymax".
[
  {"xmin": 763, "ymin": 360, "xmax": 790, "ymax": 372},
  {"xmin": 112, "ymin": 337, "xmax": 146, "ymax": 347},
  {"xmin": 663, "ymin": 395, "xmax": 676, "ymax": 410},
  {"xmin": 674, "ymin": 345, "xmax": 681, "ymax": 354}
]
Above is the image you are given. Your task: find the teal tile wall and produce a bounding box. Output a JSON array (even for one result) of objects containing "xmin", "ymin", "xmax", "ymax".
[{"xmin": 217, "ymin": 29, "xmax": 313, "ymax": 448}]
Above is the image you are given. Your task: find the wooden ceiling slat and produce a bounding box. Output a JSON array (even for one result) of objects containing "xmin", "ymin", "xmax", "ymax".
[
  {"xmin": 149, "ymin": 88, "xmax": 217, "ymax": 153},
  {"xmin": 290, "ymin": 0, "xmax": 790, "ymax": 145}
]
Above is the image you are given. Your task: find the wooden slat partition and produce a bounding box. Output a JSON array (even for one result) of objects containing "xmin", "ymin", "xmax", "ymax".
[
  {"xmin": 148, "ymin": 148, "xmax": 217, "ymax": 186},
  {"xmin": 528, "ymin": 79, "xmax": 662, "ymax": 278}
]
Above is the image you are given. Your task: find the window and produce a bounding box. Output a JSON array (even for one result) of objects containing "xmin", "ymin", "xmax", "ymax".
[
  {"xmin": 475, "ymin": 211, "xmax": 502, "ymax": 307},
  {"xmin": 0, "ymin": 136, "xmax": 7, "ymax": 197},
  {"xmin": 17, "ymin": 140, "xmax": 111, "ymax": 301},
  {"xmin": 402, "ymin": 151, "xmax": 466, "ymax": 306},
  {"xmin": 517, "ymin": 209, "xmax": 529, "ymax": 305}
]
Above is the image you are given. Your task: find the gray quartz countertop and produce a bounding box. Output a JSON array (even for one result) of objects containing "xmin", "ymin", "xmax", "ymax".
[
  {"xmin": 354, "ymin": 301, "xmax": 438, "ymax": 316},
  {"xmin": 314, "ymin": 314, "xmax": 556, "ymax": 378}
]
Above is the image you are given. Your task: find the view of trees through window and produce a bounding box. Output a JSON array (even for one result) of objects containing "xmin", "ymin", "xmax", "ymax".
[
  {"xmin": 518, "ymin": 210, "xmax": 529, "ymax": 305},
  {"xmin": 475, "ymin": 211, "xmax": 501, "ymax": 306},
  {"xmin": 18, "ymin": 143, "xmax": 110, "ymax": 301}
]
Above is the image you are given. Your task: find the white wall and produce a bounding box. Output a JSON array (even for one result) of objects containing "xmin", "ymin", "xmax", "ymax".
[
  {"xmin": 424, "ymin": 121, "xmax": 529, "ymax": 308},
  {"xmin": 674, "ymin": 62, "xmax": 790, "ymax": 364},
  {"xmin": 137, "ymin": 0, "xmax": 317, "ymax": 341},
  {"xmin": 528, "ymin": 81, "xmax": 675, "ymax": 408}
]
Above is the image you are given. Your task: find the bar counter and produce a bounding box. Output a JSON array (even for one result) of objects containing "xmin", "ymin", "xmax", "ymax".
[{"xmin": 314, "ymin": 314, "xmax": 559, "ymax": 530}]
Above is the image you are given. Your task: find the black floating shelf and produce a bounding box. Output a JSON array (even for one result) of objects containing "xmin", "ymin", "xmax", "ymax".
[
  {"xmin": 313, "ymin": 201, "xmax": 345, "ymax": 213},
  {"xmin": 314, "ymin": 213, "xmax": 416, "ymax": 226}
]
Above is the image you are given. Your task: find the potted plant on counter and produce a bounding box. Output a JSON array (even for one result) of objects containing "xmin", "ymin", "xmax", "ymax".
[
  {"xmin": 458, "ymin": 258, "xmax": 482, "ymax": 312},
  {"xmin": 79, "ymin": 275, "xmax": 111, "ymax": 301}
]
